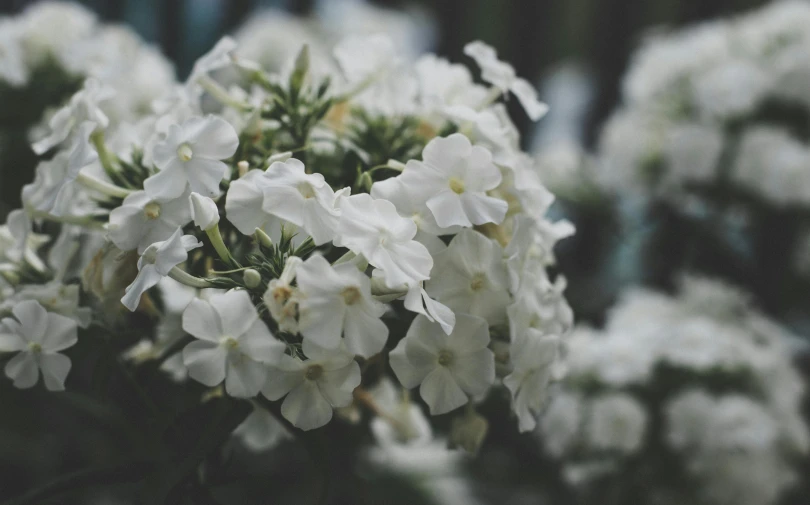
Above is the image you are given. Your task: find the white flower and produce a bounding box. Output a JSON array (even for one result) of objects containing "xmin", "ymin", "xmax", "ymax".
[
  {"xmin": 335, "ymin": 193, "xmax": 433, "ymax": 289},
  {"xmin": 585, "ymin": 393, "xmax": 648, "ymax": 454},
  {"xmin": 503, "ymin": 330, "xmax": 561, "ymax": 432},
  {"xmin": 262, "ymin": 339, "xmax": 361, "ymax": 431},
  {"xmin": 121, "ymin": 228, "xmax": 202, "ymax": 311},
  {"xmin": 182, "ymin": 290, "xmax": 284, "ymax": 398},
  {"xmin": 186, "ymin": 36, "xmax": 237, "ymax": 101},
  {"xmin": 463, "ymin": 41, "xmax": 548, "ymax": 120},
  {"xmin": 370, "ymin": 173, "xmax": 458, "ymax": 253},
  {"xmin": 31, "ymin": 78, "xmax": 114, "ymax": 155},
  {"xmin": 263, "ymin": 256, "xmax": 303, "ymax": 334},
  {"xmin": 539, "ymin": 393, "xmax": 584, "ymax": 457},
  {"xmin": 108, "ymin": 190, "xmax": 192, "ymax": 253},
  {"xmin": 0, "ymin": 300, "xmax": 78, "ymax": 391},
  {"xmin": 188, "ymin": 193, "xmax": 220, "ymax": 231},
  {"xmin": 334, "ymin": 33, "xmax": 398, "ymax": 87},
  {"xmin": 425, "ymin": 229, "xmax": 510, "ymax": 325},
  {"xmin": 505, "ymin": 215, "xmax": 575, "ymax": 293},
  {"xmin": 0, "ymin": 210, "xmax": 49, "ymax": 272},
  {"xmin": 389, "ymin": 314, "xmax": 494, "ymax": 415},
  {"xmin": 396, "ymin": 134, "xmax": 507, "ymax": 229},
  {"xmin": 256, "ymin": 159, "xmax": 341, "ymax": 245},
  {"xmin": 296, "ymin": 255, "xmax": 388, "ymax": 358},
  {"xmin": 0, "ymin": 282, "xmax": 91, "ymax": 329},
  {"xmin": 507, "ymin": 274, "xmax": 573, "ymax": 341},
  {"xmin": 368, "ymin": 378, "xmax": 433, "ymax": 446},
  {"xmin": 144, "ymin": 115, "xmax": 239, "ymax": 200}
]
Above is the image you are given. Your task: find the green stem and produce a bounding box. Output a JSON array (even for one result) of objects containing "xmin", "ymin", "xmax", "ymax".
[
  {"xmin": 168, "ymin": 267, "xmax": 214, "ymax": 289},
  {"xmin": 75, "ymin": 172, "xmax": 132, "ymax": 199},
  {"xmin": 90, "ymin": 130, "xmax": 119, "ymax": 180},
  {"xmin": 198, "ymin": 75, "xmax": 251, "ymax": 110}
]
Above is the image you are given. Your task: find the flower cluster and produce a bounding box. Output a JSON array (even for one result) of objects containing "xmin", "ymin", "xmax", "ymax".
[
  {"xmin": 537, "ymin": 277, "xmax": 809, "ymax": 505},
  {"xmin": 1, "ymin": 27, "xmax": 573, "ymax": 457},
  {"xmin": 595, "ymin": 0, "xmax": 810, "ymax": 206}
]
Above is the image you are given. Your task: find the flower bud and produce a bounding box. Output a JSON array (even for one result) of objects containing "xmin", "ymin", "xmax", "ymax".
[
  {"xmin": 243, "ymin": 268, "xmax": 262, "ymax": 288},
  {"xmin": 356, "ymin": 171, "xmax": 373, "ymax": 192},
  {"xmin": 189, "ymin": 193, "xmax": 220, "ymax": 231},
  {"xmin": 449, "ymin": 407, "xmax": 489, "ymax": 455}
]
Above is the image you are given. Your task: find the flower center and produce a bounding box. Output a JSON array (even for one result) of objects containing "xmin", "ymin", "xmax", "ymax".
[
  {"xmin": 297, "ymin": 182, "xmax": 316, "ymax": 199},
  {"xmin": 28, "ymin": 342, "xmax": 42, "ymax": 353},
  {"xmin": 437, "ymin": 349, "xmax": 454, "ymax": 367},
  {"xmin": 305, "ymin": 364, "xmax": 324, "ymax": 381},
  {"xmin": 177, "ymin": 143, "xmax": 193, "ymax": 161},
  {"xmin": 470, "ymin": 272, "xmax": 486, "ymax": 291},
  {"xmin": 143, "ymin": 201, "xmax": 162, "ymax": 220},
  {"xmin": 449, "ymin": 177, "xmax": 465, "ymax": 194},
  {"xmin": 341, "ymin": 286, "xmax": 362, "ymax": 305},
  {"xmin": 221, "ymin": 337, "xmax": 239, "ymax": 349},
  {"xmin": 273, "ymin": 285, "xmax": 292, "ymax": 305}
]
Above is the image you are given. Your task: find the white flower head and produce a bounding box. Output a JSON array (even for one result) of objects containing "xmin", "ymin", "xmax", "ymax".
[
  {"xmin": 144, "ymin": 115, "xmax": 239, "ymax": 200},
  {"xmin": 397, "ymin": 134, "xmax": 508, "ymax": 229},
  {"xmin": 189, "ymin": 192, "xmax": 220, "ymax": 231},
  {"xmin": 108, "ymin": 190, "xmax": 192, "ymax": 254},
  {"xmin": 335, "ymin": 193, "xmax": 433, "ymax": 289},
  {"xmin": 182, "ymin": 290, "xmax": 284, "ymax": 398},
  {"xmin": 503, "ymin": 330, "xmax": 561, "ymax": 432},
  {"xmin": 425, "ymin": 229, "xmax": 510, "ymax": 325},
  {"xmin": 262, "ymin": 339, "xmax": 361, "ymax": 431},
  {"xmin": 0, "ymin": 300, "xmax": 78, "ymax": 391},
  {"xmin": 585, "ymin": 393, "xmax": 648, "ymax": 454},
  {"xmin": 463, "ymin": 41, "xmax": 548, "ymax": 121},
  {"xmin": 296, "ymin": 255, "xmax": 388, "ymax": 358},
  {"xmin": 390, "ymin": 314, "xmax": 494, "ymax": 415},
  {"xmin": 121, "ymin": 228, "xmax": 202, "ymax": 311},
  {"xmin": 257, "ymin": 158, "xmax": 340, "ymax": 246}
]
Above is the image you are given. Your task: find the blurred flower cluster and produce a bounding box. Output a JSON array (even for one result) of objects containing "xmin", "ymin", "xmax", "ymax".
[{"xmin": 538, "ymin": 277, "xmax": 809, "ymax": 505}]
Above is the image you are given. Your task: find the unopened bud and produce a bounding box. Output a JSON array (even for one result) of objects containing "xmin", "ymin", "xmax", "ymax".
[
  {"xmin": 243, "ymin": 268, "xmax": 262, "ymax": 289},
  {"xmin": 237, "ymin": 160, "xmax": 250, "ymax": 177},
  {"xmin": 189, "ymin": 193, "xmax": 220, "ymax": 231},
  {"xmin": 356, "ymin": 171, "xmax": 373, "ymax": 191},
  {"xmin": 449, "ymin": 406, "xmax": 489, "ymax": 455},
  {"xmin": 0, "ymin": 270, "xmax": 20, "ymax": 286},
  {"xmin": 254, "ymin": 228, "xmax": 274, "ymax": 249}
]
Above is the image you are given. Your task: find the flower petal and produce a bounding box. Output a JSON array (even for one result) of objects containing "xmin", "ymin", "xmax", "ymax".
[
  {"xmin": 419, "ymin": 366, "xmax": 468, "ymax": 415},
  {"xmin": 225, "ymin": 355, "xmax": 267, "ymax": 398},
  {"xmin": 281, "ymin": 380, "xmax": 333, "ymax": 430},
  {"xmin": 39, "ymin": 353, "xmax": 72, "ymax": 391},
  {"xmin": 5, "ymin": 352, "xmax": 39, "ymax": 389},
  {"xmin": 183, "ymin": 340, "xmax": 227, "ymax": 387},
  {"xmin": 182, "ymin": 298, "xmax": 223, "ymax": 342}
]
